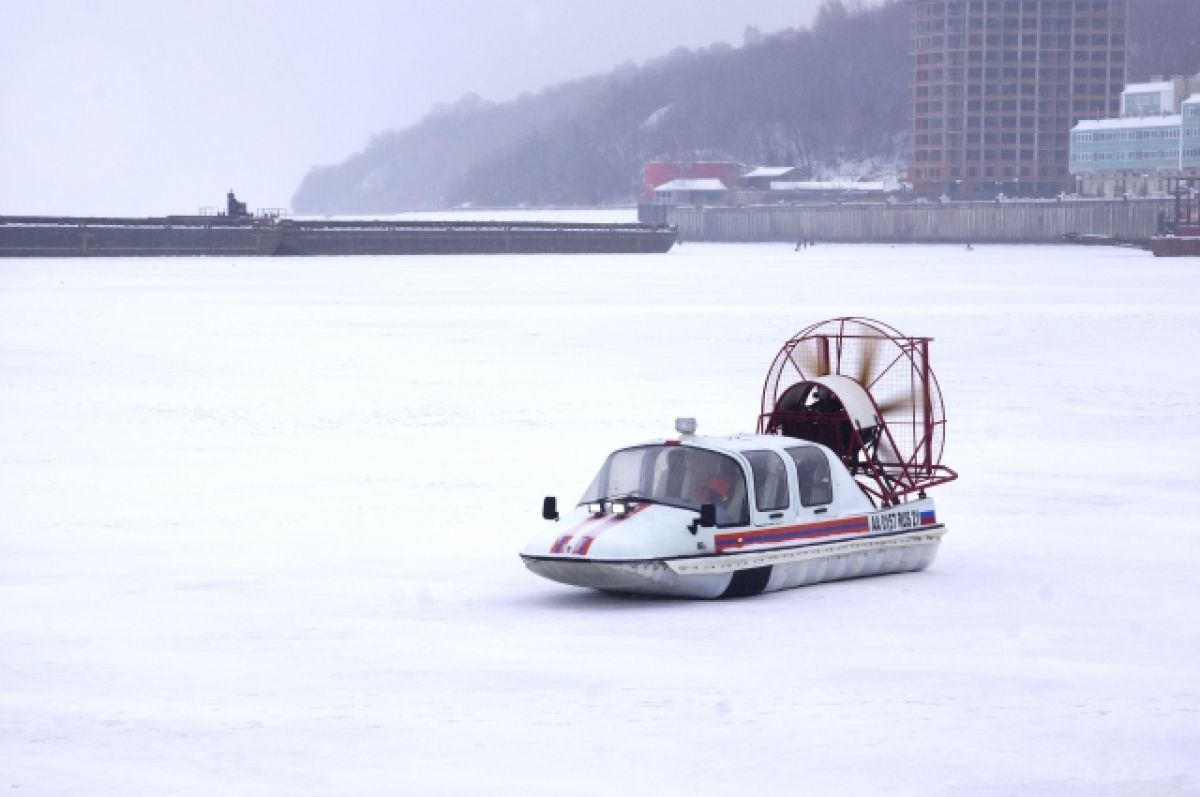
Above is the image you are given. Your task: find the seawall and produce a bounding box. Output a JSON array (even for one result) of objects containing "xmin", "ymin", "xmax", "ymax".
[
  {"xmin": 667, "ymin": 198, "xmax": 1171, "ymax": 243},
  {"xmin": 0, "ymin": 217, "xmax": 677, "ymax": 257}
]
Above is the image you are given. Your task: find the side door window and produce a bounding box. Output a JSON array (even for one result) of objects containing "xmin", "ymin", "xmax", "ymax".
[
  {"xmin": 787, "ymin": 446, "xmax": 833, "ymax": 507},
  {"xmin": 744, "ymin": 450, "xmax": 790, "ymax": 512}
]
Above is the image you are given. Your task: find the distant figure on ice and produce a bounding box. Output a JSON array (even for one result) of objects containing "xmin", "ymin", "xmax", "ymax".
[{"xmin": 966, "ymin": 243, "xmax": 974, "ymax": 251}]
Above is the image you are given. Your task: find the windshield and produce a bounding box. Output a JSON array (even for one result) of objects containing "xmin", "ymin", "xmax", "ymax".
[{"xmin": 578, "ymin": 445, "xmax": 750, "ymax": 526}]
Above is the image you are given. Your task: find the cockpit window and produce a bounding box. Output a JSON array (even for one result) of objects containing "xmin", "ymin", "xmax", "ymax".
[
  {"xmin": 744, "ymin": 450, "xmax": 790, "ymax": 511},
  {"xmin": 787, "ymin": 446, "xmax": 833, "ymax": 506},
  {"xmin": 578, "ymin": 445, "xmax": 750, "ymax": 526}
]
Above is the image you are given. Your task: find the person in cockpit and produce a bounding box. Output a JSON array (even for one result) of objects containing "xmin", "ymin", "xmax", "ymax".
[{"xmin": 694, "ymin": 456, "xmax": 745, "ymax": 525}]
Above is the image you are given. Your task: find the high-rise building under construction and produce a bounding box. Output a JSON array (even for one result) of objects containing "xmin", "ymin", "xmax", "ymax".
[{"xmin": 909, "ymin": 0, "xmax": 1127, "ymax": 198}]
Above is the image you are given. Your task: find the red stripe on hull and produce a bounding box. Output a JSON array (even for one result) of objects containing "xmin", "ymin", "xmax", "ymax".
[
  {"xmin": 570, "ymin": 503, "xmax": 651, "ymax": 555},
  {"xmin": 715, "ymin": 515, "xmax": 870, "ymax": 552}
]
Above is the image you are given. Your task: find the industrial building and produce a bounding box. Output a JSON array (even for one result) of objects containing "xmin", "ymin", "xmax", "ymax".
[
  {"xmin": 909, "ymin": 0, "xmax": 1127, "ymax": 199},
  {"xmin": 637, "ymin": 161, "xmax": 900, "ymax": 222}
]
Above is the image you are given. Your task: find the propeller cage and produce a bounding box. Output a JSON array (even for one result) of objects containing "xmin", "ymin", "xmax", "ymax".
[{"xmin": 758, "ymin": 317, "xmax": 957, "ymax": 506}]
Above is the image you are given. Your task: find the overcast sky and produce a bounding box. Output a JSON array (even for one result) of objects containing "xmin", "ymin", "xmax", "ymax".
[{"xmin": 0, "ymin": 1, "xmax": 837, "ymax": 216}]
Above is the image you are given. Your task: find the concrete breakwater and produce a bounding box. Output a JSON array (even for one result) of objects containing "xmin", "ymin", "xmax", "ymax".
[
  {"xmin": 668, "ymin": 198, "xmax": 1171, "ymax": 244},
  {"xmin": 0, "ymin": 216, "xmax": 677, "ymax": 257}
]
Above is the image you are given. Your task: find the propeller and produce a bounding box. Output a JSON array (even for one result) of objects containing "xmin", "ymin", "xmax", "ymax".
[
  {"xmin": 854, "ymin": 335, "xmax": 880, "ymax": 387},
  {"xmin": 876, "ymin": 391, "xmax": 918, "ymax": 417},
  {"xmin": 852, "ymin": 335, "xmax": 923, "ymax": 418},
  {"xmin": 790, "ymin": 338, "xmax": 830, "ymax": 379},
  {"xmin": 873, "ymin": 430, "xmax": 904, "ymax": 468},
  {"xmin": 761, "ymin": 317, "xmax": 950, "ymax": 504}
]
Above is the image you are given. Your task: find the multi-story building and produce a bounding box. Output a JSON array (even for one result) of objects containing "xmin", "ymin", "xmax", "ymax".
[
  {"xmin": 1070, "ymin": 76, "xmax": 1200, "ymax": 196},
  {"xmin": 1187, "ymin": 96, "xmax": 1200, "ymax": 164},
  {"xmin": 910, "ymin": 0, "xmax": 1127, "ymax": 199}
]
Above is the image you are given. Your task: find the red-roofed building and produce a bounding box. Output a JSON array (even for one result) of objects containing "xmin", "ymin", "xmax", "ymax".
[{"xmin": 641, "ymin": 162, "xmax": 741, "ymax": 203}]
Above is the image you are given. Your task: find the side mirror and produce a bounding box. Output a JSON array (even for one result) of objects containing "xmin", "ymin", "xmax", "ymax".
[
  {"xmin": 689, "ymin": 503, "xmax": 717, "ymax": 534},
  {"xmin": 542, "ymin": 496, "xmax": 560, "ymax": 521}
]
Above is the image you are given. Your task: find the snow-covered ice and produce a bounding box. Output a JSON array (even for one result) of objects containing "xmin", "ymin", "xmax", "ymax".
[{"xmin": 2, "ymin": 243, "xmax": 1198, "ymax": 795}]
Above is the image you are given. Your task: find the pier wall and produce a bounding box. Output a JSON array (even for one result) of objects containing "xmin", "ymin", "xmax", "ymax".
[
  {"xmin": 0, "ymin": 221, "xmax": 279, "ymax": 257},
  {"xmin": 668, "ymin": 198, "xmax": 1172, "ymax": 243},
  {"xmin": 0, "ymin": 218, "xmax": 675, "ymax": 257}
]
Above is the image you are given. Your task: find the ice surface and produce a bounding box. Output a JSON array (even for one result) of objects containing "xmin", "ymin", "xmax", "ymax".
[{"xmin": 2, "ymin": 243, "xmax": 1198, "ymax": 795}]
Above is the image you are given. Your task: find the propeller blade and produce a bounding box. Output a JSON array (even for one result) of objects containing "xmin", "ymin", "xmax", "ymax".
[
  {"xmin": 876, "ymin": 393, "xmax": 916, "ymax": 416},
  {"xmin": 875, "ymin": 435, "xmax": 905, "ymax": 470},
  {"xmin": 855, "ymin": 336, "xmax": 880, "ymax": 386},
  {"xmin": 793, "ymin": 339, "xmax": 830, "ymax": 378}
]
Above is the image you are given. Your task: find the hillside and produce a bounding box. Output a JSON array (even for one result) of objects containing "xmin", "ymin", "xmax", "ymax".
[{"xmin": 292, "ymin": 0, "xmax": 1200, "ymax": 213}]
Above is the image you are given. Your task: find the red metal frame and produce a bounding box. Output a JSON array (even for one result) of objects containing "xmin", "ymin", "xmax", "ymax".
[{"xmin": 757, "ymin": 317, "xmax": 957, "ymax": 506}]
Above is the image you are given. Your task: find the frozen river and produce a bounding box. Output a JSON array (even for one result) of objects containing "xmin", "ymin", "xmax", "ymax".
[{"xmin": 2, "ymin": 243, "xmax": 1198, "ymax": 795}]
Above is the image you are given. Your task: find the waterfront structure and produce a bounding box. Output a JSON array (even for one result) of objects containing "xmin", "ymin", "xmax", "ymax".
[
  {"xmin": 1070, "ymin": 78, "xmax": 1200, "ymax": 197},
  {"xmin": 0, "ymin": 213, "xmax": 678, "ymax": 257},
  {"xmin": 664, "ymin": 199, "xmax": 1168, "ymax": 243},
  {"xmin": 638, "ymin": 161, "xmax": 741, "ymax": 222},
  {"xmin": 651, "ymin": 179, "xmax": 731, "ymax": 207},
  {"xmin": 1189, "ymin": 96, "xmax": 1200, "ymax": 165},
  {"xmin": 910, "ymin": 0, "xmax": 1127, "ymax": 199},
  {"xmin": 742, "ymin": 166, "xmax": 802, "ymax": 190},
  {"xmin": 640, "ymin": 162, "xmax": 741, "ymax": 203}
]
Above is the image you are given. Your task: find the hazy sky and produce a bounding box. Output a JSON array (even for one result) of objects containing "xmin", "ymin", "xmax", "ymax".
[{"xmin": 1, "ymin": 1, "xmax": 835, "ymax": 216}]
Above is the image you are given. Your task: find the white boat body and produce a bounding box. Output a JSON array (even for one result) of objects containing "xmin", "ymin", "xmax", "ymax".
[{"xmin": 521, "ymin": 433, "xmax": 947, "ymax": 599}]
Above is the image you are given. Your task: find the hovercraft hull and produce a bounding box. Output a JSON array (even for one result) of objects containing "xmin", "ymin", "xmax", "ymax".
[{"xmin": 522, "ymin": 526, "xmax": 945, "ymax": 599}]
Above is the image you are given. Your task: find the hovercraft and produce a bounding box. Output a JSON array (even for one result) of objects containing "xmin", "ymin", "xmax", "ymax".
[{"xmin": 520, "ymin": 317, "xmax": 958, "ymax": 598}]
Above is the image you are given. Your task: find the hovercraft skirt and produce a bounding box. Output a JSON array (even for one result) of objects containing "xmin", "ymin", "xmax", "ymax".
[{"xmin": 522, "ymin": 527, "xmax": 944, "ymax": 599}]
